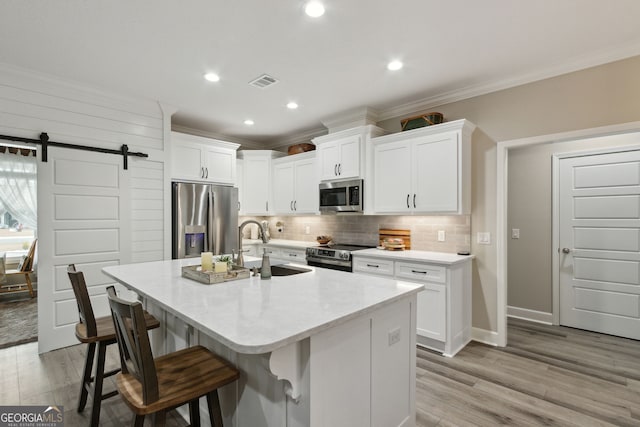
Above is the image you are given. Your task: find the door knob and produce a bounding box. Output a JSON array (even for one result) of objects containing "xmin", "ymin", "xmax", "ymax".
[{"xmin": 562, "ymin": 248, "xmax": 571, "ymax": 254}]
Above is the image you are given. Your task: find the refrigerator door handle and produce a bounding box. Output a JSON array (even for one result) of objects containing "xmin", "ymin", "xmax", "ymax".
[{"xmin": 207, "ymin": 188, "xmax": 214, "ymax": 252}]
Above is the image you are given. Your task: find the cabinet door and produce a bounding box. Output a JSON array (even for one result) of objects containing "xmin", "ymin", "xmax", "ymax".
[
  {"xmin": 318, "ymin": 141, "xmax": 340, "ymax": 180},
  {"xmin": 272, "ymin": 163, "xmax": 295, "ymax": 214},
  {"xmin": 172, "ymin": 140, "xmax": 205, "ymax": 181},
  {"xmin": 336, "ymin": 135, "xmax": 361, "ymax": 179},
  {"xmin": 243, "ymin": 157, "xmax": 271, "ymax": 214},
  {"xmin": 373, "ymin": 140, "xmax": 412, "ymax": 213},
  {"xmin": 412, "ymin": 132, "xmax": 459, "ymax": 212},
  {"xmin": 204, "ymin": 146, "xmax": 235, "ymax": 184},
  {"xmin": 293, "ymin": 158, "xmax": 318, "ymax": 213},
  {"xmin": 416, "ymin": 282, "xmax": 446, "ymax": 342}
]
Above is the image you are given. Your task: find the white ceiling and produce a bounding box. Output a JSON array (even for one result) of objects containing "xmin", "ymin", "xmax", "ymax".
[{"xmin": 2, "ymin": 1, "xmax": 640, "ymax": 144}]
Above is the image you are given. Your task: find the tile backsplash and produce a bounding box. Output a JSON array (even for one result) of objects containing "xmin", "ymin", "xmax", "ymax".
[{"xmin": 240, "ymin": 215, "xmax": 470, "ymax": 254}]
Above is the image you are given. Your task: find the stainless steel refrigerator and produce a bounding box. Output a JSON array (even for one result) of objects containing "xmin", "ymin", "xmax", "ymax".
[{"xmin": 172, "ymin": 182, "xmax": 239, "ymax": 259}]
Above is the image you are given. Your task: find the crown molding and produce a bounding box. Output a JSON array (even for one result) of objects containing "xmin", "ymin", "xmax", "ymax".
[
  {"xmin": 171, "ymin": 124, "xmax": 263, "ymax": 149},
  {"xmin": 378, "ymin": 42, "xmax": 640, "ymax": 121},
  {"xmin": 321, "ymin": 106, "xmax": 379, "ymax": 133}
]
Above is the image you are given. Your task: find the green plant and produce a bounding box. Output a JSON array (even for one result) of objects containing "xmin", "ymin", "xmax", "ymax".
[{"xmin": 218, "ymin": 255, "xmax": 233, "ymax": 268}]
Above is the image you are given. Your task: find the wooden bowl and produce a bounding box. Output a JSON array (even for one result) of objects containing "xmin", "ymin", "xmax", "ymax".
[{"xmin": 316, "ymin": 237, "xmax": 332, "ymax": 244}]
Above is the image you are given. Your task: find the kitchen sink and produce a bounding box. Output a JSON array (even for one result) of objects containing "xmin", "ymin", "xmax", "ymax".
[{"xmin": 270, "ymin": 265, "xmax": 312, "ymax": 276}]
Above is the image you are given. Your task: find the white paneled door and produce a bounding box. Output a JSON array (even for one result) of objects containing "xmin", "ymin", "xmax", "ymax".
[
  {"xmin": 559, "ymin": 150, "xmax": 640, "ymax": 339},
  {"xmin": 38, "ymin": 147, "xmax": 130, "ymax": 353}
]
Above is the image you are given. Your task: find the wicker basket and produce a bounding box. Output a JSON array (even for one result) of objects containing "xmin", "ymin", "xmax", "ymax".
[
  {"xmin": 287, "ymin": 143, "xmax": 316, "ymax": 155},
  {"xmin": 401, "ymin": 112, "xmax": 443, "ymax": 131}
]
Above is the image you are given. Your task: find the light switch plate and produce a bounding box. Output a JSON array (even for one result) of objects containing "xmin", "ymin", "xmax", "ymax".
[
  {"xmin": 512, "ymin": 228, "xmax": 520, "ymax": 239},
  {"xmin": 388, "ymin": 328, "xmax": 401, "ymax": 346},
  {"xmin": 477, "ymin": 232, "xmax": 491, "ymax": 245},
  {"xmin": 437, "ymin": 230, "xmax": 446, "ymax": 242}
]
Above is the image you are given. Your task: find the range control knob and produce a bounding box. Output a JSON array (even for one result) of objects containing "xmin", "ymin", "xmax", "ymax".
[{"xmin": 339, "ymin": 251, "xmax": 350, "ymax": 260}]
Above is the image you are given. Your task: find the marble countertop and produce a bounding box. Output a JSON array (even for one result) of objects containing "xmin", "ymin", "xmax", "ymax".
[
  {"xmin": 353, "ymin": 248, "xmax": 474, "ymax": 266},
  {"xmin": 242, "ymin": 239, "xmax": 319, "ymax": 248},
  {"xmin": 103, "ymin": 258, "xmax": 421, "ymax": 355}
]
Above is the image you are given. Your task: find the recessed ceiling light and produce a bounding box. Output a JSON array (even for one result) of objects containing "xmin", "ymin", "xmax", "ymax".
[
  {"xmin": 204, "ymin": 72, "xmax": 220, "ymax": 82},
  {"xmin": 305, "ymin": 1, "xmax": 325, "ymax": 17},
  {"xmin": 287, "ymin": 102, "xmax": 299, "ymax": 109},
  {"xmin": 244, "ymin": 119, "xmax": 254, "ymax": 126},
  {"xmin": 387, "ymin": 60, "xmax": 403, "ymax": 71}
]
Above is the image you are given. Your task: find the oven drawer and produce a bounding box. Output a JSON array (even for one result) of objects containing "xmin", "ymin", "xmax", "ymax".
[
  {"xmin": 395, "ymin": 262, "xmax": 446, "ymax": 283},
  {"xmin": 353, "ymin": 257, "xmax": 394, "ymax": 276}
]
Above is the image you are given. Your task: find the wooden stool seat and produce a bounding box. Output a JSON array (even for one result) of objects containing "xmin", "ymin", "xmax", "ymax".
[
  {"xmin": 107, "ymin": 285, "xmax": 239, "ymax": 426},
  {"xmin": 68, "ymin": 264, "xmax": 160, "ymax": 427},
  {"xmin": 117, "ymin": 346, "xmax": 239, "ymax": 416},
  {"xmin": 75, "ymin": 312, "xmax": 160, "ymax": 344}
]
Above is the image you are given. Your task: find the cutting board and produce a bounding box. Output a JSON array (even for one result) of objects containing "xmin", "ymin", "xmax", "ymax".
[{"xmin": 379, "ymin": 229, "xmax": 411, "ymax": 250}]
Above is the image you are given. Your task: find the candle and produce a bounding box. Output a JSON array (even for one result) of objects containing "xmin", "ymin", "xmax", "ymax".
[
  {"xmin": 201, "ymin": 252, "xmax": 213, "ymax": 272},
  {"xmin": 214, "ymin": 262, "xmax": 228, "ymax": 273}
]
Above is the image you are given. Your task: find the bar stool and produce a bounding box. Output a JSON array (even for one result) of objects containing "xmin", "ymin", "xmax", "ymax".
[
  {"xmin": 106, "ymin": 286, "xmax": 240, "ymax": 427},
  {"xmin": 67, "ymin": 265, "xmax": 160, "ymax": 427}
]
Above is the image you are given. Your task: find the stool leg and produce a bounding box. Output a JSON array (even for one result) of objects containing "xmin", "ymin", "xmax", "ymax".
[
  {"xmin": 152, "ymin": 410, "xmax": 167, "ymax": 427},
  {"xmin": 90, "ymin": 341, "xmax": 108, "ymax": 427},
  {"xmin": 78, "ymin": 342, "xmax": 96, "ymax": 412},
  {"xmin": 206, "ymin": 390, "xmax": 223, "ymax": 427},
  {"xmin": 25, "ymin": 274, "xmax": 34, "ymax": 298},
  {"xmin": 189, "ymin": 398, "xmax": 201, "ymax": 427},
  {"xmin": 133, "ymin": 414, "xmax": 145, "ymax": 427}
]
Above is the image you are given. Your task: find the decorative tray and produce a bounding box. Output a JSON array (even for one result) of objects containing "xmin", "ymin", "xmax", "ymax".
[{"xmin": 182, "ymin": 264, "xmax": 250, "ymax": 285}]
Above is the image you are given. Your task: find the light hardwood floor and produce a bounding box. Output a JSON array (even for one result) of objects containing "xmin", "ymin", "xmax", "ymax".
[{"xmin": 2, "ymin": 318, "xmax": 640, "ymax": 426}]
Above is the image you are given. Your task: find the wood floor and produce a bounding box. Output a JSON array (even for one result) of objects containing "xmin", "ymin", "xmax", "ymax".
[
  {"xmin": 416, "ymin": 318, "xmax": 640, "ymax": 426},
  {"xmin": 2, "ymin": 318, "xmax": 639, "ymax": 426}
]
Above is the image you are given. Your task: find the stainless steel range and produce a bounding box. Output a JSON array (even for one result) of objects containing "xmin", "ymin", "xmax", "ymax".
[{"xmin": 306, "ymin": 244, "xmax": 374, "ymax": 272}]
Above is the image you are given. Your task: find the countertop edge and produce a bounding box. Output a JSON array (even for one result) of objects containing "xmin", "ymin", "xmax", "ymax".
[{"xmin": 352, "ymin": 249, "xmax": 474, "ymax": 265}]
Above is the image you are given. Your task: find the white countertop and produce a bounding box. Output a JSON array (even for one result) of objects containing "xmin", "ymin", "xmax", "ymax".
[
  {"xmin": 242, "ymin": 239, "xmax": 319, "ymax": 248},
  {"xmin": 103, "ymin": 258, "xmax": 421, "ymax": 355},
  {"xmin": 353, "ymin": 248, "xmax": 474, "ymax": 266}
]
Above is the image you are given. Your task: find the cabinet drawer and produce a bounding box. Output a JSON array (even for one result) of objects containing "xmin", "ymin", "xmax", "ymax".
[
  {"xmin": 353, "ymin": 257, "xmax": 394, "ymax": 276},
  {"xmin": 280, "ymin": 249, "xmax": 306, "ymax": 262},
  {"xmin": 395, "ymin": 262, "xmax": 446, "ymax": 283}
]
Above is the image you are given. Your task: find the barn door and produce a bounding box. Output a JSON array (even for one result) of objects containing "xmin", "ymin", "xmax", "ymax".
[
  {"xmin": 37, "ymin": 147, "xmax": 130, "ymax": 353},
  {"xmin": 559, "ymin": 150, "xmax": 640, "ymax": 339}
]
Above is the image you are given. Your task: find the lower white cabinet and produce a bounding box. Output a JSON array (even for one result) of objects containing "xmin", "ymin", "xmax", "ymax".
[
  {"xmin": 260, "ymin": 243, "xmax": 308, "ymax": 265},
  {"xmin": 353, "ymin": 254, "xmax": 472, "ymax": 357}
]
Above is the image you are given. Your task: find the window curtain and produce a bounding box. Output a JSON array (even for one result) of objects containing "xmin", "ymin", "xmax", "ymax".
[{"xmin": 0, "ymin": 151, "xmax": 37, "ymax": 229}]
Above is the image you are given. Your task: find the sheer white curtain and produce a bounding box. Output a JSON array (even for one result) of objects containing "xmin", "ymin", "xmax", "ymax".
[{"xmin": 0, "ymin": 151, "xmax": 37, "ymax": 229}]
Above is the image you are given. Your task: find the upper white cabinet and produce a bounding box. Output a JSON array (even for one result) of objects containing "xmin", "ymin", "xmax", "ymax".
[
  {"xmin": 272, "ymin": 151, "xmax": 318, "ymax": 215},
  {"xmin": 171, "ymin": 132, "xmax": 239, "ymax": 184},
  {"xmin": 238, "ymin": 150, "xmax": 285, "ymax": 215},
  {"xmin": 371, "ymin": 119, "xmax": 475, "ymax": 215},
  {"xmin": 313, "ymin": 125, "xmax": 385, "ymax": 182}
]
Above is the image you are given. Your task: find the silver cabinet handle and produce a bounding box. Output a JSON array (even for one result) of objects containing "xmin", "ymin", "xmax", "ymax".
[
  {"xmin": 407, "ymin": 194, "xmax": 410, "ymax": 208},
  {"xmin": 205, "ymin": 167, "xmax": 209, "ymax": 179},
  {"xmin": 266, "ymin": 201, "xmax": 269, "ymax": 211},
  {"xmin": 294, "ymin": 200, "xmax": 297, "ymax": 210},
  {"xmin": 562, "ymin": 248, "xmax": 571, "ymax": 254},
  {"xmin": 238, "ymin": 201, "xmax": 241, "ymax": 211},
  {"xmin": 413, "ymin": 194, "xmax": 416, "ymax": 208},
  {"xmin": 367, "ymin": 264, "xmax": 379, "ymax": 268},
  {"xmin": 201, "ymin": 167, "xmax": 205, "ymax": 178},
  {"xmin": 411, "ymin": 270, "xmax": 427, "ymax": 274},
  {"xmin": 338, "ymin": 163, "xmax": 342, "ymax": 175},
  {"xmin": 334, "ymin": 164, "xmax": 338, "ymax": 176},
  {"xmin": 290, "ymin": 201, "xmax": 293, "ymax": 211}
]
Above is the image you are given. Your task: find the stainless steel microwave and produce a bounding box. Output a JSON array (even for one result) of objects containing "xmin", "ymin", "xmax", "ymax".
[{"xmin": 319, "ymin": 179, "xmax": 363, "ymax": 213}]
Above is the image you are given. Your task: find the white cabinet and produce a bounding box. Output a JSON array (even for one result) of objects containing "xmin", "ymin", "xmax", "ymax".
[
  {"xmin": 272, "ymin": 152, "xmax": 318, "ymax": 214},
  {"xmin": 238, "ymin": 150, "xmax": 285, "ymax": 215},
  {"xmin": 310, "ymin": 296, "xmax": 416, "ymax": 427},
  {"xmin": 236, "ymin": 159, "xmax": 244, "ymax": 214},
  {"xmin": 353, "ymin": 253, "xmax": 472, "ymax": 357},
  {"xmin": 371, "ymin": 119, "xmax": 475, "ymax": 214},
  {"xmin": 171, "ymin": 131, "xmax": 239, "ymax": 184},
  {"xmin": 312, "ymin": 125, "xmax": 385, "ymax": 182},
  {"xmin": 263, "ymin": 243, "xmax": 307, "ymax": 265}
]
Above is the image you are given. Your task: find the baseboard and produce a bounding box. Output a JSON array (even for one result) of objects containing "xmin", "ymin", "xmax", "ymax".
[
  {"xmin": 507, "ymin": 306, "xmax": 553, "ymax": 325},
  {"xmin": 471, "ymin": 327, "xmax": 499, "ymax": 347}
]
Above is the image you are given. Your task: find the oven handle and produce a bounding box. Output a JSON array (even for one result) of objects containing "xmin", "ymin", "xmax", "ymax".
[{"xmin": 306, "ymin": 256, "xmax": 351, "ymax": 268}]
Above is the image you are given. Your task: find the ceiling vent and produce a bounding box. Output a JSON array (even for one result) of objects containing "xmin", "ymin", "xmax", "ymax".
[{"xmin": 249, "ymin": 74, "xmax": 279, "ymax": 89}]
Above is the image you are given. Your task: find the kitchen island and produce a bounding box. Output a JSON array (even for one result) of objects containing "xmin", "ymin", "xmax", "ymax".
[{"xmin": 103, "ymin": 258, "xmax": 422, "ymax": 427}]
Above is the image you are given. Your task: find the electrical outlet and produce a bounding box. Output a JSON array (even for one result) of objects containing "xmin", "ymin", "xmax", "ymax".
[
  {"xmin": 437, "ymin": 230, "xmax": 446, "ymax": 242},
  {"xmin": 512, "ymin": 228, "xmax": 520, "ymax": 239},
  {"xmin": 388, "ymin": 328, "xmax": 401, "ymax": 346}
]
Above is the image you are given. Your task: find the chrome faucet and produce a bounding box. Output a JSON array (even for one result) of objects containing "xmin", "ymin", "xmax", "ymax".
[{"xmin": 236, "ymin": 220, "xmax": 269, "ymax": 267}]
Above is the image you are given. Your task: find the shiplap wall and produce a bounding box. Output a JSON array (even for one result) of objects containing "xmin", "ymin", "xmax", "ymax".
[{"xmin": 0, "ymin": 64, "xmax": 168, "ymax": 352}]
